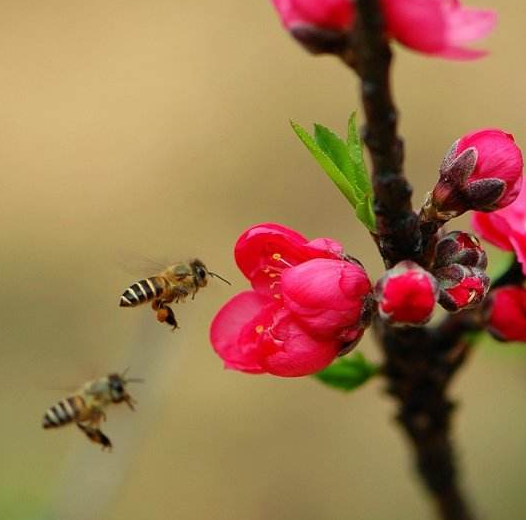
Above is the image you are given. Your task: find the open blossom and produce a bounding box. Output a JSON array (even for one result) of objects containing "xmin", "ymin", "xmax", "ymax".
[
  {"xmin": 429, "ymin": 129, "xmax": 523, "ymax": 219},
  {"xmin": 271, "ymin": 0, "xmax": 496, "ymax": 59},
  {"xmin": 375, "ymin": 261, "xmax": 439, "ymax": 325},
  {"xmin": 486, "ymin": 286, "xmax": 526, "ymax": 342},
  {"xmin": 472, "ymin": 177, "xmax": 526, "ymax": 275},
  {"xmin": 210, "ymin": 223, "xmax": 372, "ymax": 377}
]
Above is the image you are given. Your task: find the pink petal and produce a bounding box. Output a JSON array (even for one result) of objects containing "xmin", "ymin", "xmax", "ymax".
[
  {"xmin": 272, "ymin": 0, "xmax": 353, "ymax": 30},
  {"xmin": 384, "ymin": 0, "xmax": 496, "ymax": 60},
  {"xmin": 282, "ymin": 258, "xmax": 371, "ymax": 337},
  {"xmin": 471, "ymin": 212, "xmax": 513, "ymax": 251},
  {"xmin": 259, "ymin": 311, "xmax": 340, "ymax": 376},
  {"xmin": 445, "ymin": 5, "xmax": 497, "ymax": 46},
  {"xmin": 210, "ymin": 291, "xmax": 275, "ymax": 374},
  {"xmin": 509, "ymin": 232, "xmax": 526, "ymax": 276}
]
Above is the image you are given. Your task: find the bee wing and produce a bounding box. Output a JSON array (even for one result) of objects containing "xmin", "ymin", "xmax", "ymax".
[{"xmin": 115, "ymin": 251, "xmax": 173, "ymax": 277}]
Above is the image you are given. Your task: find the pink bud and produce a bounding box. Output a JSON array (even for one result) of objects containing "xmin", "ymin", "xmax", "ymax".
[
  {"xmin": 486, "ymin": 286, "xmax": 526, "ymax": 343},
  {"xmin": 435, "ymin": 265, "xmax": 489, "ymax": 312},
  {"xmin": 430, "ymin": 129, "xmax": 524, "ymax": 218},
  {"xmin": 434, "ymin": 231, "xmax": 487, "ymax": 269},
  {"xmin": 375, "ymin": 261, "xmax": 439, "ymax": 326},
  {"xmin": 472, "ymin": 176, "xmax": 526, "ymax": 276},
  {"xmin": 270, "ymin": 0, "xmax": 496, "ymax": 59},
  {"xmin": 281, "ymin": 258, "xmax": 373, "ymax": 341}
]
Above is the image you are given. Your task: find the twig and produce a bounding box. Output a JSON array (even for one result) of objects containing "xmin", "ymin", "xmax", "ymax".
[
  {"xmin": 351, "ymin": 1, "xmax": 478, "ymax": 518},
  {"xmin": 350, "ymin": 0, "xmax": 421, "ymax": 267}
]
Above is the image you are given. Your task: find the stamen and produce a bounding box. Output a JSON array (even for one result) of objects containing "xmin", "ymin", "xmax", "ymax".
[
  {"xmin": 255, "ymin": 325, "xmax": 264, "ymax": 334},
  {"xmin": 271, "ymin": 253, "xmax": 293, "ymax": 268},
  {"xmin": 467, "ymin": 290, "xmax": 477, "ymax": 303},
  {"xmin": 273, "ymin": 294, "xmax": 281, "ymax": 300}
]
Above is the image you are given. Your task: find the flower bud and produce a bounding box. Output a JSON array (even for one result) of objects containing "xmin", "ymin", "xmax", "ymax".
[
  {"xmin": 434, "ymin": 231, "xmax": 487, "ymax": 269},
  {"xmin": 485, "ymin": 286, "xmax": 526, "ymax": 342},
  {"xmin": 427, "ymin": 129, "xmax": 523, "ymax": 220},
  {"xmin": 271, "ymin": 0, "xmax": 351, "ymax": 54},
  {"xmin": 375, "ymin": 261, "xmax": 439, "ymax": 326},
  {"xmin": 435, "ymin": 264, "xmax": 489, "ymax": 312}
]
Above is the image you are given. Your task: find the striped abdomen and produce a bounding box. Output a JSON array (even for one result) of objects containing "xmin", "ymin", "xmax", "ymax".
[
  {"xmin": 119, "ymin": 277, "xmax": 166, "ymax": 307},
  {"xmin": 42, "ymin": 395, "xmax": 86, "ymax": 429}
]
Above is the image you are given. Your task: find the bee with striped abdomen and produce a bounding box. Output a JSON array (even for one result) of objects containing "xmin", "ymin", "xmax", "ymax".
[
  {"xmin": 119, "ymin": 258, "xmax": 230, "ymax": 329},
  {"xmin": 42, "ymin": 371, "xmax": 142, "ymax": 451}
]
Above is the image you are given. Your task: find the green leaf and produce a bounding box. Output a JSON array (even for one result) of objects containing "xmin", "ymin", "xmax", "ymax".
[
  {"xmin": 314, "ymin": 124, "xmax": 362, "ymax": 195},
  {"xmin": 355, "ymin": 195, "xmax": 376, "ymax": 232},
  {"xmin": 314, "ymin": 352, "xmax": 379, "ymax": 392},
  {"xmin": 291, "ymin": 121, "xmax": 359, "ymax": 206},
  {"xmin": 347, "ymin": 112, "xmax": 373, "ymax": 198}
]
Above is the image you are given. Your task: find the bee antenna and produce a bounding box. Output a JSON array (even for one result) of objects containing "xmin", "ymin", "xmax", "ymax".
[
  {"xmin": 126, "ymin": 378, "xmax": 145, "ymax": 384},
  {"xmin": 209, "ymin": 271, "xmax": 231, "ymax": 285}
]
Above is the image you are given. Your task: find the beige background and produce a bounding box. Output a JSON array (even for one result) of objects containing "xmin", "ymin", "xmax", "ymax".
[{"xmin": 1, "ymin": 1, "xmax": 525, "ymax": 519}]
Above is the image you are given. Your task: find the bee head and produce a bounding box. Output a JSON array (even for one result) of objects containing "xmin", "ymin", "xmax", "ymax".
[
  {"xmin": 190, "ymin": 259, "xmax": 209, "ymax": 288},
  {"xmin": 108, "ymin": 374, "xmax": 128, "ymax": 403}
]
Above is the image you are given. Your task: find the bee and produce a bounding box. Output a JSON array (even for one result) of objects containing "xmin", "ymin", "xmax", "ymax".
[
  {"xmin": 42, "ymin": 371, "xmax": 142, "ymax": 451},
  {"xmin": 119, "ymin": 258, "xmax": 230, "ymax": 329}
]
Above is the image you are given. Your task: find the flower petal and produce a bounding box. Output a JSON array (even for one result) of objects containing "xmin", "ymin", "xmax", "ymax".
[
  {"xmin": 259, "ymin": 310, "xmax": 340, "ymax": 376},
  {"xmin": 210, "ymin": 291, "xmax": 275, "ymax": 374}
]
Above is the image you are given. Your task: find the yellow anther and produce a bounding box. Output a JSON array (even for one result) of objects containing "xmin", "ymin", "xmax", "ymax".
[
  {"xmin": 269, "ymin": 273, "xmax": 278, "ymax": 278},
  {"xmin": 467, "ymin": 290, "xmax": 477, "ymax": 303},
  {"xmin": 255, "ymin": 325, "xmax": 264, "ymax": 334},
  {"xmin": 272, "ymin": 253, "xmax": 282, "ymax": 260},
  {"xmin": 273, "ymin": 294, "xmax": 281, "ymax": 299}
]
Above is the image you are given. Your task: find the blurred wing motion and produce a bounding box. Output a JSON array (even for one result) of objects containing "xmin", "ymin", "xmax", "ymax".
[
  {"xmin": 42, "ymin": 371, "xmax": 141, "ymax": 451},
  {"xmin": 119, "ymin": 258, "xmax": 230, "ymax": 330}
]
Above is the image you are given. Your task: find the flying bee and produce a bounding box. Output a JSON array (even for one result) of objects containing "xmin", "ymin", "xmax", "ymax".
[
  {"xmin": 42, "ymin": 370, "xmax": 142, "ymax": 451},
  {"xmin": 119, "ymin": 258, "xmax": 230, "ymax": 329}
]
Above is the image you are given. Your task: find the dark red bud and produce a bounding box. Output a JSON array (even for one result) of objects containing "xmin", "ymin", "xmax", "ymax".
[
  {"xmin": 435, "ymin": 265, "xmax": 489, "ymax": 312},
  {"xmin": 434, "ymin": 231, "xmax": 487, "ymax": 269}
]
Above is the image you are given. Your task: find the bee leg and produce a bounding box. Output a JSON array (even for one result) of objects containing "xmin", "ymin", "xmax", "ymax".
[
  {"xmin": 124, "ymin": 395, "xmax": 137, "ymax": 411},
  {"xmin": 77, "ymin": 423, "xmax": 113, "ymax": 452},
  {"xmin": 156, "ymin": 304, "xmax": 178, "ymax": 330}
]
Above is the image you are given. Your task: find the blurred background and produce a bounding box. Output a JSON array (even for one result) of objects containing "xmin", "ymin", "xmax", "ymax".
[{"xmin": 1, "ymin": 1, "xmax": 525, "ymax": 519}]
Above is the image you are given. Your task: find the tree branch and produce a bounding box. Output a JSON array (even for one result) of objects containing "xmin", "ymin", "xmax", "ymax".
[
  {"xmin": 349, "ymin": 2, "xmax": 478, "ymax": 519},
  {"xmin": 351, "ymin": 0, "xmax": 421, "ymax": 267},
  {"xmin": 376, "ymin": 321, "xmax": 477, "ymax": 520}
]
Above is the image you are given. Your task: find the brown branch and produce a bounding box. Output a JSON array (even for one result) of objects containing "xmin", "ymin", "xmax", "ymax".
[
  {"xmin": 376, "ymin": 321, "xmax": 477, "ymax": 520},
  {"xmin": 348, "ymin": 1, "xmax": 479, "ymax": 519},
  {"xmin": 351, "ymin": 0, "xmax": 421, "ymax": 268}
]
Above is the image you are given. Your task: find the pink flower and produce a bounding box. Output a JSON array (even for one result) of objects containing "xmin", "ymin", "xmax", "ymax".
[
  {"xmin": 210, "ymin": 223, "xmax": 372, "ymax": 377},
  {"xmin": 486, "ymin": 286, "xmax": 526, "ymax": 343},
  {"xmin": 472, "ymin": 176, "xmax": 526, "ymax": 275},
  {"xmin": 375, "ymin": 261, "xmax": 439, "ymax": 325},
  {"xmin": 271, "ymin": 0, "xmax": 496, "ymax": 60},
  {"xmin": 430, "ymin": 129, "xmax": 524, "ymax": 218}
]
